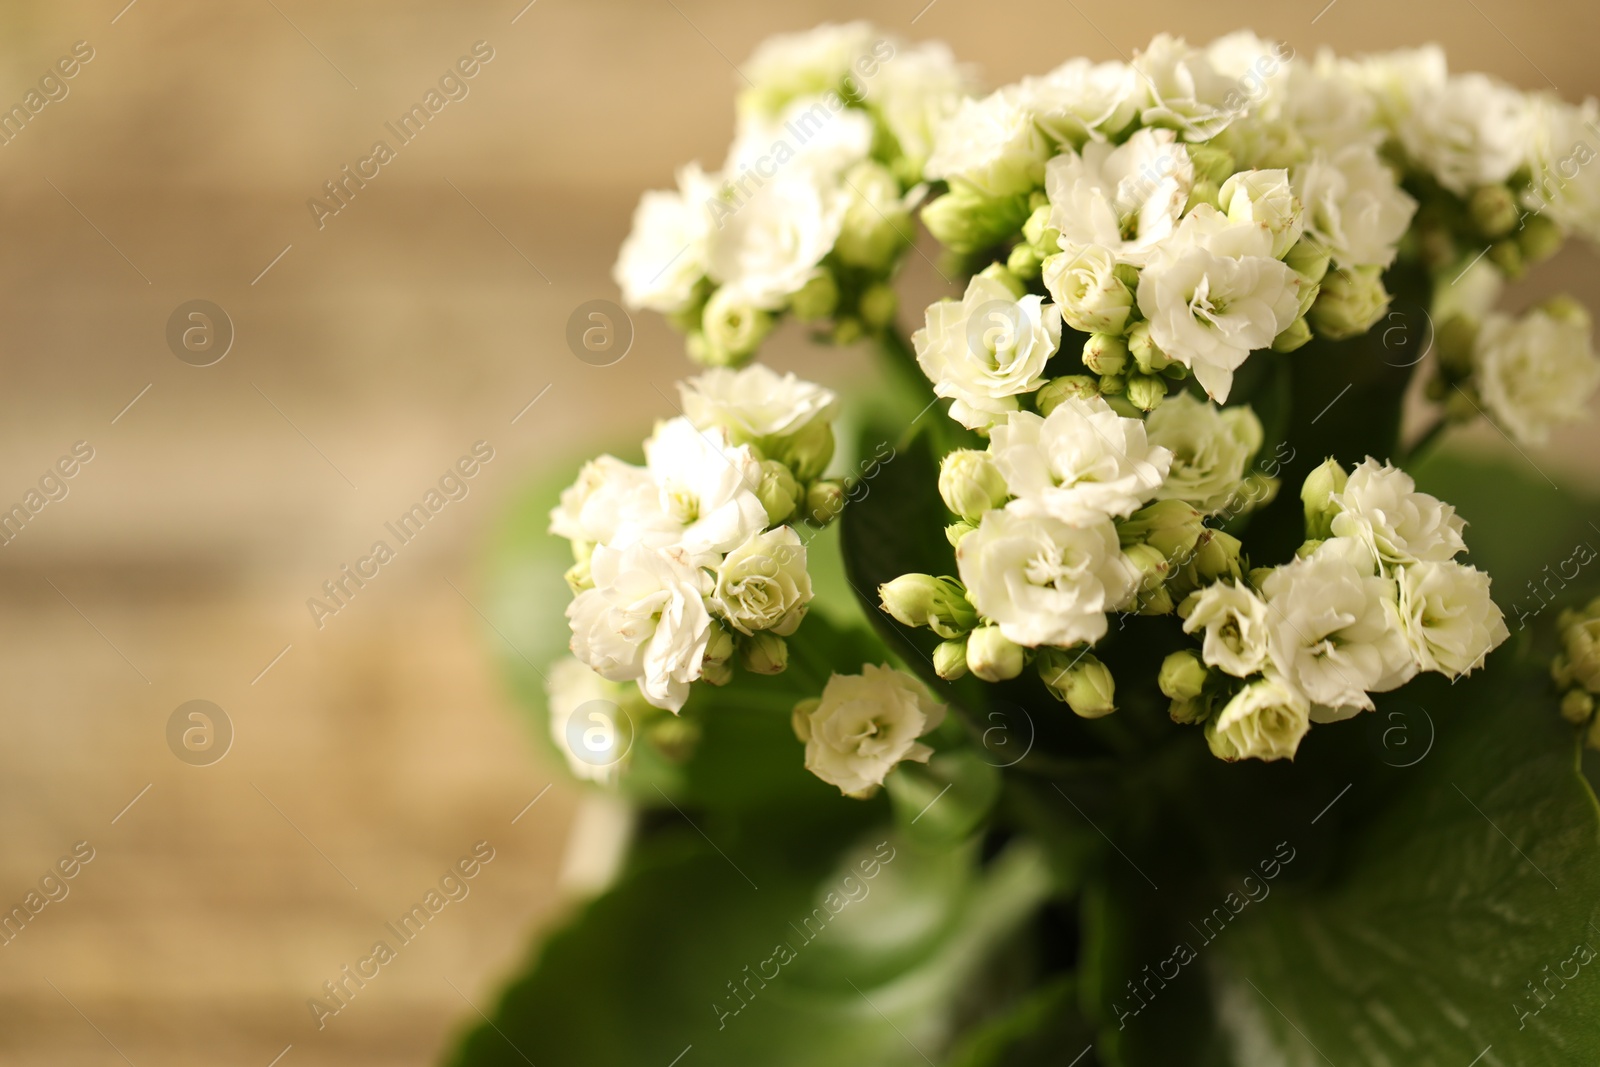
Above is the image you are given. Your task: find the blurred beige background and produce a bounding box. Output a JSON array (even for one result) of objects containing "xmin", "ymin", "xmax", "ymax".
[{"xmin": 0, "ymin": 1, "xmax": 1598, "ymax": 1064}]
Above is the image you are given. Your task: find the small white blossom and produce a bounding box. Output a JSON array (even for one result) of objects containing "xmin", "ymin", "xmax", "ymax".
[
  {"xmin": 1218, "ymin": 168, "xmax": 1304, "ymax": 259},
  {"xmin": 640, "ymin": 418, "xmax": 768, "ymax": 561},
  {"xmin": 1046, "ymin": 127, "xmax": 1195, "ymax": 266},
  {"xmin": 724, "ymin": 96, "xmax": 875, "ymax": 181},
  {"xmin": 714, "ymin": 526, "xmax": 813, "ymax": 636},
  {"xmin": 1261, "ymin": 538, "xmax": 1413, "ymax": 710},
  {"xmin": 1395, "ymin": 561, "xmax": 1508, "ymax": 678},
  {"xmin": 1133, "ymin": 34, "xmax": 1238, "ymax": 141},
  {"xmin": 1522, "ymin": 94, "xmax": 1600, "ymax": 243},
  {"xmin": 740, "ymin": 22, "xmax": 881, "ymax": 114},
  {"xmin": 925, "ymin": 89, "xmax": 1051, "ymax": 197},
  {"xmin": 613, "ymin": 164, "xmax": 718, "ymax": 314},
  {"xmin": 549, "ymin": 455, "xmax": 658, "ymax": 548},
  {"xmin": 794, "ymin": 664, "xmax": 946, "ymax": 798},
  {"xmin": 1473, "ymin": 306, "xmax": 1600, "ymax": 447},
  {"xmin": 1184, "ymin": 581, "xmax": 1273, "ymax": 678},
  {"xmin": 1377, "ymin": 55, "xmax": 1530, "ymax": 195},
  {"xmin": 1206, "ymin": 675, "xmax": 1311, "ymax": 762},
  {"xmin": 1042, "ymin": 243, "xmax": 1135, "ymax": 335},
  {"xmin": 990, "ymin": 397, "xmax": 1172, "ymax": 521},
  {"xmin": 707, "ymin": 171, "xmax": 848, "ymax": 310},
  {"xmin": 913, "ymin": 274, "xmax": 1062, "ymax": 431},
  {"xmin": 567, "ymin": 543, "xmax": 713, "ymax": 713},
  {"xmin": 1329, "ymin": 458, "xmax": 1467, "ymax": 566},
  {"xmin": 1147, "ymin": 392, "xmax": 1264, "ymax": 514},
  {"xmin": 957, "ymin": 506, "xmax": 1134, "ymax": 648},
  {"xmin": 1292, "ymin": 145, "xmax": 1417, "ymax": 269},
  {"xmin": 679, "ymin": 363, "xmax": 838, "ymax": 444},
  {"xmin": 865, "ymin": 40, "xmax": 973, "ymax": 177},
  {"xmin": 1016, "ymin": 58, "xmax": 1141, "ymax": 147}
]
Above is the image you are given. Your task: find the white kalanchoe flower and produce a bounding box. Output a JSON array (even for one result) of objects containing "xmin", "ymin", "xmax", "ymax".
[
  {"xmin": 1017, "ymin": 58, "xmax": 1141, "ymax": 147},
  {"xmin": 1206, "ymin": 675, "xmax": 1311, "ymax": 762},
  {"xmin": 1329, "ymin": 458, "xmax": 1468, "ymax": 567},
  {"xmin": 1042, "ymin": 243, "xmax": 1135, "ymax": 335},
  {"xmin": 566, "ymin": 543, "xmax": 713, "ymax": 713},
  {"xmin": 990, "ymin": 397, "xmax": 1172, "ymax": 521},
  {"xmin": 1046, "ymin": 127, "xmax": 1195, "ymax": 266},
  {"xmin": 957, "ymin": 506, "xmax": 1134, "ymax": 648},
  {"xmin": 1292, "ymin": 145, "xmax": 1417, "ymax": 269},
  {"xmin": 1376, "ymin": 54, "xmax": 1530, "ymax": 195},
  {"xmin": 1133, "ymin": 34, "xmax": 1238, "ymax": 141},
  {"xmin": 1351, "ymin": 45, "xmax": 1448, "ymax": 134},
  {"xmin": 545, "ymin": 657, "xmax": 632, "ymax": 784},
  {"xmin": 549, "ymin": 455, "xmax": 658, "ymax": 548},
  {"xmin": 1184, "ymin": 581, "xmax": 1273, "ymax": 678},
  {"xmin": 1261, "ymin": 538, "xmax": 1414, "ymax": 711},
  {"xmin": 739, "ymin": 21, "xmax": 882, "ymax": 115},
  {"xmin": 913, "ymin": 273, "xmax": 1063, "ymax": 431},
  {"xmin": 1276, "ymin": 51, "xmax": 1383, "ymax": 155},
  {"xmin": 1395, "ymin": 561, "xmax": 1508, "ymax": 678},
  {"xmin": 724, "ymin": 96, "xmax": 875, "ymax": 183},
  {"xmin": 1218, "ymin": 169, "xmax": 1304, "ymax": 259},
  {"xmin": 707, "ymin": 172, "xmax": 848, "ymax": 310},
  {"xmin": 794, "ymin": 664, "xmax": 946, "ymax": 798},
  {"xmin": 713, "ymin": 526, "xmax": 813, "ymax": 636},
  {"xmin": 865, "ymin": 40, "xmax": 973, "ymax": 178},
  {"xmin": 679, "ymin": 364, "xmax": 838, "ymax": 445},
  {"xmin": 1522, "ymin": 94, "xmax": 1600, "ymax": 243},
  {"xmin": 1146, "ymin": 392, "xmax": 1264, "ymax": 515},
  {"xmin": 1473, "ymin": 306, "xmax": 1600, "ymax": 447},
  {"xmin": 614, "ymin": 164, "xmax": 718, "ymax": 314},
  {"xmin": 925, "ymin": 89, "xmax": 1051, "ymax": 198},
  {"xmin": 1136, "ymin": 206, "xmax": 1303, "ymax": 402},
  {"xmin": 640, "ymin": 418, "xmax": 768, "ymax": 561}
]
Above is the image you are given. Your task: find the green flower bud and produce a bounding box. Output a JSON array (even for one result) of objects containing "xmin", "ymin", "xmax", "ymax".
[
  {"xmin": 1185, "ymin": 179, "xmax": 1221, "ymax": 214},
  {"xmin": 921, "ymin": 188, "xmax": 1031, "ymax": 254},
  {"xmin": 1122, "ymin": 542, "xmax": 1172, "ymax": 592},
  {"xmin": 805, "ymin": 479, "xmax": 847, "ymax": 525},
  {"xmin": 1119, "ymin": 499, "xmax": 1205, "ymax": 560},
  {"xmin": 859, "ymin": 282, "xmax": 898, "ymax": 329},
  {"xmin": 1135, "ymin": 584, "xmax": 1176, "ymax": 616},
  {"xmin": 1417, "ymin": 221, "xmax": 1458, "ymax": 272},
  {"xmin": 1082, "ymin": 333, "xmax": 1129, "ymax": 375},
  {"xmin": 1038, "ymin": 649, "xmax": 1116, "ymax": 718},
  {"xmin": 1159, "ymin": 650, "xmax": 1208, "ymax": 701},
  {"xmin": 1540, "ymin": 294, "xmax": 1592, "ymax": 333},
  {"xmin": 1518, "ymin": 213, "xmax": 1563, "ymax": 263},
  {"xmin": 1098, "ymin": 372, "xmax": 1127, "ymax": 396},
  {"xmin": 701, "ymin": 288, "xmax": 773, "ymax": 365},
  {"xmin": 1300, "ymin": 458, "xmax": 1347, "ymax": 540},
  {"xmin": 563, "ymin": 556, "xmax": 592, "ymax": 594},
  {"xmin": 741, "ymin": 631, "xmax": 788, "ymax": 675},
  {"xmin": 1487, "ymin": 238, "xmax": 1523, "ymax": 279},
  {"xmin": 1308, "ymin": 265, "xmax": 1389, "ymax": 340},
  {"xmin": 879, "ymin": 574, "xmax": 978, "ymax": 638},
  {"xmin": 1557, "ymin": 598, "xmax": 1600, "ymax": 693},
  {"xmin": 756, "ymin": 459, "xmax": 800, "ymax": 525},
  {"xmin": 1469, "ymin": 184, "xmax": 1520, "ymax": 239},
  {"xmin": 1036, "ymin": 375, "xmax": 1101, "ymax": 414},
  {"xmin": 774, "ymin": 419, "xmax": 834, "ymax": 482},
  {"xmin": 1007, "ymin": 242, "xmax": 1043, "ymax": 280},
  {"xmin": 700, "ymin": 657, "xmax": 734, "ymax": 686},
  {"xmin": 1169, "ymin": 696, "xmax": 1210, "ymax": 725},
  {"xmin": 1021, "ymin": 204, "xmax": 1059, "ymax": 256},
  {"xmin": 836, "ymin": 161, "xmax": 909, "ymax": 270},
  {"xmin": 1193, "ymin": 530, "xmax": 1244, "ymax": 582},
  {"xmin": 939, "ymin": 449, "xmax": 1009, "ymax": 521},
  {"xmin": 1126, "ymin": 373, "xmax": 1168, "ymax": 411},
  {"xmin": 704, "ymin": 624, "xmax": 736, "ymax": 667},
  {"xmin": 1271, "ymin": 316, "xmax": 1313, "ymax": 353},
  {"xmin": 1433, "ymin": 313, "xmax": 1478, "ymax": 380},
  {"xmin": 945, "ymin": 521, "xmax": 976, "ymax": 548},
  {"xmin": 1161, "ymin": 361, "xmax": 1190, "ymax": 381},
  {"xmin": 1561, "ymin": 688, "xmax": 1595, "ymax": 725},
  {"xmin": 934, "ymin": 637, "xmax": 969, "ymax": 681},
  {"xmin": 1127, "ymin": 321, "xmax": 1172, "ymax": 373},
  {"xmin": 832, "ymin": 317, "xmax": 866, "ymax": 345},
  {"xmin": 1283, "ymin": 239, "xmax": 1331, "ymax": 284},
  {"xmin": 790, "ymin": 271, "xmax": 839, "ymax": 322},
  {"xmin": 976, "ymin": 261, "xmax": 1027, "ymax": 299},
  {"xmin": 1188, "ymin": 144, "xmax": 1235, "ymax": 185},
  {"xmin": 966, "ymin": 625, "xmax": 1025, "ymax": 682}
]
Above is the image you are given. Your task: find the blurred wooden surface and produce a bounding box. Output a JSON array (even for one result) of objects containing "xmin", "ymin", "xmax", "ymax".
[{"xmin": 0, "ymin": 1, "xmax": 1597, "ymax": 1064}]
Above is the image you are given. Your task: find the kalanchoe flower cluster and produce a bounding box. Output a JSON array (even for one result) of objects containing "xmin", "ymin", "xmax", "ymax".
[
  {"xmin": 1165, "ymin": 458, "xmax": 1508, "ymax": 762},
  {"xmin": 613, "ymin": 22, "xmax": 973, "ymax": 366},
  {"xmin": 792, "ymin": 664, "xmax": 947, "ymax": 797},
  {"xmin": 552, "ymin": 365, "xmax": 840, "ymax": 712},
  {"xmin": 1553, "ymin": 595, "xmax": 1600, "ymax": 751}
]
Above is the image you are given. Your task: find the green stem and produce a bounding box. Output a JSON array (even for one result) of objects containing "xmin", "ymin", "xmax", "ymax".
[{"xmin": 1403, "ymin": 416, "xmax": 1451, "ymax": 466}]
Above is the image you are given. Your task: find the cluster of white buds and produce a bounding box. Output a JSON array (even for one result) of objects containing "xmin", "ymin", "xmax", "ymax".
[
  {"xmin": 551, "ymin": 365, "xmax": 842, "ymax": 712},
  {"xmin": 1553, "ymin": 595, "xmax": 1600, "ymax": 751}
]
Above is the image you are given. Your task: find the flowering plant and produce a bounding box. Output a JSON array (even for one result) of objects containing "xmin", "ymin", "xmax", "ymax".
[{"xmin": 453, "ymin": 26, "xmax": 1600, "ymax": 1067}]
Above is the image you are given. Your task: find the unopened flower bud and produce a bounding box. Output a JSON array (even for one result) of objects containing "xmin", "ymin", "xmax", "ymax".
[
  {"xmin": 1122, "ymin": 542, "xmax": 1172, "ymax": 593},
  {"xmin": 1272, "ymin": 316, "xmax": 1312, "ymax": 353},
  {"xmin": 1539, "ymin": 294, "xmax": 1592, "ymax": 333},
  {"xmin": 564, "ymin": 556, "xmax": 592, "ymax": 594},
  {"xmin": 1435, "ymin": 314, "xmax": 1479, "ymax": 380},
  {"xmin": 1007, "ymin": 242, "xmax": 1043, "ymax": 279},
  {"xmin": 832, "ymin": 317, "xmax": 865, "ymax": 345},
  {"xmin": 775, "ymin": 419, "xmax": 834, "ymax": 483},
  {"xmin": 879, "ymin": 574, "xmax": 978, "ymax": 638},
  {"xmin": 1561, "ymin": 688, "xmax": 1595, "ymax": 725},
  {"xmin": 1557, "ymin": 598, "xmax": 1600, "ymax": 692},
  {"xmin": 836, "ymin": 162, "xmax": 908, "ymax": 270},
  {"xmin": 741, "ymin": 631, "xmax": 788, "ymax": 675},
  {"xmin": 945, "ymin": 521, "xmax": 976, "ymax": 547},
  {"xmin": 1136, "ymin": 585, "xmax": 1175, "ymax": 615},
  {"xmin": 1168, "ymin": 696, "xmax": 1210, "ymax": 725},
  {"xmin": 934, "ymin": 637, "xmax": 969, "ymax": 680},
  {"xmin": 700, "ymin": 657, "xmax": 733, "ymax": 686},
  {"xmin": 922, "ymin": 188, "xmax": 1031, "ymax": 254},
  {"xmin": 805, "ymin": 479, "xmax": 847, "ymax": 525},
  {"xmin": 1186, "ymin": 180, "xmax": 1220, "ymax": 214},
  {"xmin": 1120, "ymin": 499, "xmax": 1205, "ymax": 560},
  {"xmin": 1082, "ymin": 333, "xmax": 1129, "ymax": 375},
  {"xmin": 859, "ymin": 282, "xmax": 899, "ymax": 329},
  {"xmin": 1159, "ymin": 650, "xmax": 1208, "ymax": 701},
  {"xmin": 756, "ymin": 459, "xmax": 800, "ymax": 524},
  {"xmin": 1021, "ymin": 204, "xmax": 1059, "ymax": 257},
  {"xmin": 701, "ymin": 288, "xmax": 773, "ymax": 365},
  {"xmin": 1098, "ymin": 372, "xmax": 1127, "ymax": 396},
  {"xmin": 1126, "ymin": 373, "xmax": 1168, "ymax": 411},
  {"xmin": 939, "ymin": 449, "xmax": 1009, "ymax": 521},
  {"xmin": 1487, "ymin": 238, "xmax": 1523, "ymax": 278},
  {"xmin": 1036, "ymin": 375, "xmax": 1100, "ymax": 414},
  {"xmin": 1468, "ymin": 184, "xmax": 1520, "ymax": 239},
  {"xmin": 1188, "ymin": 144, "xmax": 1235, "ymax": 185},
  {"xmin": 977, "ymin": 261, "xmax": 1027, "ymax": 299},
  {"xmin": 704, "ymin": 624, "xmax": 736, "ymax": 667},
  {"xmin": 1283, "ymin": 238, "xmax": 1330, "ymax": 284},
  {"xmin": 1518, "ymin": 213, "xmax": 1563, "ymax": 263},
  {"xmin": 1308, "ymin": 265, "xmax": 1388, "ymax": 340},
  {"xmin": 790, "ymin": 271, "xmax": 839, "ymax": 322},
  {"xmin": 1300, "ymin": 458, "xmax": 1347, "ymax": 540},
  {"xmin": 966, "ymin": 625, "xmax": 1025, "ymax": 682},
  {"xmin": 1127, "ymin": 321, "xmax": 1172, "ymax": 374},
  {"xmin": 1038, "ymin": 650, "xmax": 1116, "ymax": 717},
  {"xmin": 1192, "ymin": 530, "xmax": 1244, "ymax": 582}
]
